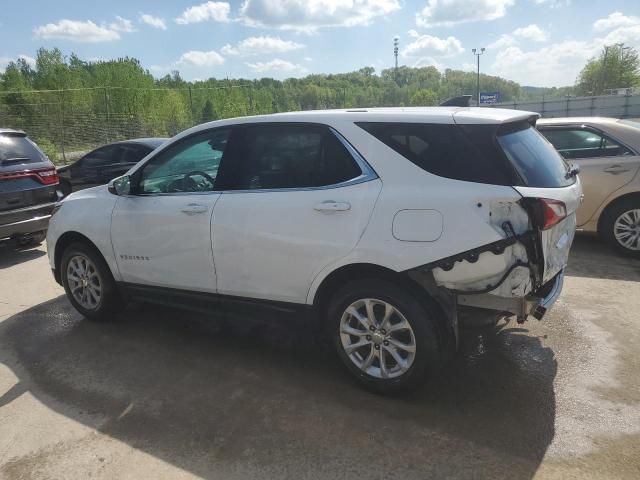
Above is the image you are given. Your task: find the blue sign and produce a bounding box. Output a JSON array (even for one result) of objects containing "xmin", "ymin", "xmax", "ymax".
[{"xmin": 480, "ymin": 92, "xmax": 501, "ymax": 105}]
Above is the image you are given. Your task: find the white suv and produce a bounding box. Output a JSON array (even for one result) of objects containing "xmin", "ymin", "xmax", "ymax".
[{"xmin": 47, "ymin": 107, "xmax": 582, "ymax": 392}]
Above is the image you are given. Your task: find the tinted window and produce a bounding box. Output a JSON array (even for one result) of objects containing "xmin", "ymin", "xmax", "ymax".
[
  {"xmin": 0, "ymin": 134, "xmax": 47, "ymax": 166},
  {"xmin": 497, "ymin": 125, "xmax": 573, "ymax": 187},
  {"xmin": 356, "ymin": 122, "xmax": 517, "ymax": 185},
  {"xmin": 82, "ymin": 145, "xmax": 121, "ymax": 167},
  {"xmin": 539, "ymin": 128, "xmax": 632, "ymax": 159},
  {"xmin": 226, "ymin": 124, "xmax": 362, "ymax": 190},
  {"xmin": 139, "ymin": 129, "xmax": 230, "ymax": 194},
  {"xmin": 120, "ymin": 144, "xmax": 151, "ymax": 163}
]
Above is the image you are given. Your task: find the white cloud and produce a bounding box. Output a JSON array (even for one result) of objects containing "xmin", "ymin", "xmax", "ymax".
[
  {"xmin": 221, "ymin": 36, "xmax": 305, "ymax": 56},
  {"xmin": 402, "ymin": 34, "xmax": 464, "ymax": 58},
  {"xmin": 109, "ymin": 16, "xmax": 135, "ymax": 33},
  {"xmin": 0, "ymin": 54, "xmax": 36, "ymax": 70},
  {"xmin": 177, "ymin": 50, "xmax": 225, "ymax": 67},
  {"xmin": 513, "ymin": 24, "xmax": 548, "ymax": 42},
  {"xmin": 416, "ymin": 0, "xmax": 514, "ymax": 27},
  {"xmin": 533, "ymin": 0, "xmax": 571, "ymax": 8},
  {"xmin": 407, "ymin": 29, "xmax": 420, "ymax": 38},
  {"xmin": 140, "ymin": 14, "xmax": 167, "ymax": 30},
  {"xmin": 412, "ymin": 56, "xmax": 443, "ymax": 71},
  {"xmin": 34, "ymin": 19, "xmax": 122, "ymax": 42},
  {"xmin": 175, "ymin": 1, "xmax": 230, "ymax": 25},
  {"xmin": 239, "ymin": 0, "xmax": 401, "ymax": 32},
  {"xmin": 593, "ymin": 12, "xmax": 640, "ymax": 32},
  {"xmin": 245, "ymin": 58, "xmax": 308, "ymax": 74},
  {"xmin": 488, "ymin": 34, "xmax": 516, "ymax": 49},
  {"xmin": 304, "ymin": 57, "xmax": 313, "ymax": 62}
]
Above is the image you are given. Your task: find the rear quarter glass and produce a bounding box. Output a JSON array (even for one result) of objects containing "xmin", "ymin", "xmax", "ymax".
[{"xmin": 496, "ymin": 123, "xmax": 574, "ymax": 188}]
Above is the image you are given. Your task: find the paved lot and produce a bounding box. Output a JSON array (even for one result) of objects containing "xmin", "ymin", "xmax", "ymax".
[{"xmin": 0, "ymin": 236, "xmax": 639, "ymax": 479}]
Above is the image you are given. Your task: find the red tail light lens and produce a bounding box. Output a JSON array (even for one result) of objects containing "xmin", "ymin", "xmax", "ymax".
[
  {"xmin": 35, "ymin": 167, "xmax": 59, "ymax": 185},
  {"xmin": 539, "ymin": 198, "xmax": 567, "ymax": 230},
  {"xmin": 0, "ymin": 167, "xmax": 59, "ymax": 185}
]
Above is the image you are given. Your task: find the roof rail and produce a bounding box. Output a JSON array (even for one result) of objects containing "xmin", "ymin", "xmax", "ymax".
[{"xmin": 439, "ymin": 95, "xmax": 472, "ymax": 107}]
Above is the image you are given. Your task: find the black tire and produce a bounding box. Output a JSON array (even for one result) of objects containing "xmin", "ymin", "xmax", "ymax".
[
  {"xmin": 61, "ymin": 242, "xmax": 125, "ymax": 321},
  {"xmin": 327, "ymin": 278, "xmax": 445, "ymax": 394},
  {"xmin": 600, "ymin": 198, "xmax": 640, "ymax": 258},
  {"xmin": 15, "ymin": 230, "xmax": 46, "ymax": 247}
]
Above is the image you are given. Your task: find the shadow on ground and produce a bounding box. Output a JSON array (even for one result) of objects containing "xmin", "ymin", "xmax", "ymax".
[
  {"xmin": 0, "ymin": 295, "xmax": 557, "ymax": 479},
  {"xmin": 0, "ymin": 243, "xmax": 46, "ymax": 269},
  {"xmin": 567, "ymin": 235, "xmax": 640, "ymax": 282}
]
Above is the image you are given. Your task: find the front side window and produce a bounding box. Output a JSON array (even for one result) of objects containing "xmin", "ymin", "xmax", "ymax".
[
  {"xmin": 138, "ymin": 128, "xmax": 230, "ymax": 194},
  {"xmin": 82, "ymin": 145, "xmax": 120, "ymax": 167},
  {"xmin": 222, "ymin": 124, "xmax": 362, "ymax": 190},
  {"xmin": 539, "ymin": 128, "xmax": 632, "ymax": 159}
]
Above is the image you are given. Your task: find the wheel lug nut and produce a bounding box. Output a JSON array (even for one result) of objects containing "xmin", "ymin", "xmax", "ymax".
[
  {"xmin": 381, "ymin": 329, "xmax": 386, "ymax": 335},
  {"xmin": 366, "ymin": 335, "xmax": 372, "ymax": 341},
  {"xmin": 369, "ymin": 325, "xmax": 376, "ymax": 332},
  {"xmin": 383, "ymin": 340, "xmax": 389, "ymax": 346},
  {"xmin": 374, "ymin": 344, "xmax": 380, "ymax": 350}
]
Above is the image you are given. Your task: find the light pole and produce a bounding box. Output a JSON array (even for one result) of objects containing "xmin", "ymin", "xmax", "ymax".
[
  {"xmin": 472, "ymin": 47, "xmax": 485, "ymax": 105},
  {"xmin": 393, "ymin": 37, "xmax": 399, "ymax": 80}
]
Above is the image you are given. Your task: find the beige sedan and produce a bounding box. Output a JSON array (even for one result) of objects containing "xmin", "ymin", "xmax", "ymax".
[{"xmin": 537, "ymin": 117, "xmax": 640, "ymax": 257}]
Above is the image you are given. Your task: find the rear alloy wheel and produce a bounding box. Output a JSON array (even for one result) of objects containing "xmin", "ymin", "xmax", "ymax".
[
  {"xmin": 61, "ymin": 242, "xmax": 124, "ymax": 320},
  {"xmin": 328, "ymin": 279, "xmax": 444, "ymax": 394},
  {"xmin": 602, "ymin": 199, "xmax": 640, "ymax": 258}
]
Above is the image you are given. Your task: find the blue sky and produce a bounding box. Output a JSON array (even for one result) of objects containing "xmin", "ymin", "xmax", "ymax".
[{"xmin": 1, "ymin": 0, "xmax": 639, "ymax": 87}]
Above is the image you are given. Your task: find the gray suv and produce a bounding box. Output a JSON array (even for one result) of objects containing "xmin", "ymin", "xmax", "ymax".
[{"xmin": 0, "ymin": 129, "xmax": 60, "ymax": 245}]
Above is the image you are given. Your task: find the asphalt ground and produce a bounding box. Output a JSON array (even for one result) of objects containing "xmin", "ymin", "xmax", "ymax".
[{"xmin": 0, "ymin": 235, "xmax": 639, "ymax": 479}]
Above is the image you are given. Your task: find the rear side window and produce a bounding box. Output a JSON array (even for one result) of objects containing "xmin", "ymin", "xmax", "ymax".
[
  {"xmin": 225, "ymin": 124, "xmax": 362, "ymax": 190},
  {"xmin": 0, "ymin": 134, "xmax": 48, "ymax": 166},
  {"xmin": 356, "ymin": 122, "xmax": 516, "ymax": 185},
  {"xmin": 539, "ymin": 128, "xmax": 633, "ymax": 159},
  {"xmin": 497, "ymin": 125, "xmax": 574, "ymax": 187}
]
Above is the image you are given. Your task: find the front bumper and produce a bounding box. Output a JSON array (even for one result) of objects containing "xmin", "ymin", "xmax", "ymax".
[
  {"xmin": 457, "ymin": 270, "xmax": 565, "ymax": 322},
  {"xmin": 0, "ymin": 202, "xmax": 55, "ymax": 240}
]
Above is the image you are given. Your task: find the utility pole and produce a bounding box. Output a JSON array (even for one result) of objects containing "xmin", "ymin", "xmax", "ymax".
[
  {"xmin": 393, "ymin": 37, "xmax": 399, "ymax": 80},
  {"xmin": 472, "ymin": 48, "xmax": 485, "ymax": 105}
]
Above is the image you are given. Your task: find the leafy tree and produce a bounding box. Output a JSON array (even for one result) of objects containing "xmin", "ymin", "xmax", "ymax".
[
  {"xmin": 410, "ymin": 89, "xmax": 438, "ymax": 106},
  {"xmin": 200, "ymin": 99, "xmax": 217, "ymax": 123},
  {"xmin": 577, "ymin": 44, "xmax": 640, "ymax": 95}
]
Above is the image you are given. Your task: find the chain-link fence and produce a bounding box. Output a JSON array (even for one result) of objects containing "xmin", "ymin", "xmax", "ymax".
[{"xmin": 0, "ymin": 85, "xmax": 354, "ymax": 165}]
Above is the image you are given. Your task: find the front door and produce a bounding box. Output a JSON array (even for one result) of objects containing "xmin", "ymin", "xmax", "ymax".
[
  {"xmin": 111, "ymin": 128, "xmax": 232, "ymax": 292},
  {"xmin": 211, "ymin": 123, "xmax": 382, "ymax": 304},
  {"xmin": 539, "ymin": 126, "xmax": 640, "ymax": 226}
]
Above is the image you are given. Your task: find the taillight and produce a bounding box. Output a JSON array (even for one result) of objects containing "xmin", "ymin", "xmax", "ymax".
[
  {"xmin": 35, "ymin": 167, "xmax": 59, "ymax": 185},
  {"xmin": 0, "ymin": 167, "xmax": 59, "ymax": 185},
  {"xmin": 539, "ymin": 198, "xmax": 566, "ymax": 230}
]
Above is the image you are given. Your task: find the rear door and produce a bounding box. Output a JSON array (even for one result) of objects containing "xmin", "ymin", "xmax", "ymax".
[
  {"xmin": 211, "ymin": 123, "xmax": 381, "ymax": 303},
  {"xmin": 538, "ymin": 126, "xmax": 640, "ymax": 226}
]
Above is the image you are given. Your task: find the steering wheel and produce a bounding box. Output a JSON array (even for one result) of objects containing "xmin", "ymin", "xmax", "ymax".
[{"xmin": 183, "ymin": 171, "xmax": 215, "ymax": 192}]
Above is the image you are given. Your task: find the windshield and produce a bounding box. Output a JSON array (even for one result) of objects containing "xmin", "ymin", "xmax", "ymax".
[{"xmin": 497, "ymin": 125, "xmax": 574, "ymax": 188}]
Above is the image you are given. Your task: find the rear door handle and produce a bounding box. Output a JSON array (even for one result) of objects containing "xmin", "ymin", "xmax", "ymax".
[
  {"xmin": 181, "ymin": 203, "xmax": 208, "ymax": 215},
  {"xmin": 603, "ymin": 165, "xmax": 630, "ymax": 174},
  {"xmin": 314, "ymin": 201, "xmax": 351, "ymax": 212}
]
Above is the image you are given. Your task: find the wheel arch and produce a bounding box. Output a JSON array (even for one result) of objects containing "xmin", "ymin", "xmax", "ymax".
[
  {"xmin": 53, "ymin": 231, "xmax": 111, "ymax": 284},
  {"xmin": 597, "ymin": 191, "xmax": 640, "ymax": 236}
]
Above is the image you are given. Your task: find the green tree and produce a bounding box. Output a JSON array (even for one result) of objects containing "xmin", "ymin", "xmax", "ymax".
[
  {"xmin": 577, "ymin": 44, "xmax": 640, "ymax": 95},
  {"xmin": 410, "ymin": 89, "xmax": 438, "ymax": 106},
  {"xmin": 200, "ymin": 99, "xmax": 217, "ymax": 123}
]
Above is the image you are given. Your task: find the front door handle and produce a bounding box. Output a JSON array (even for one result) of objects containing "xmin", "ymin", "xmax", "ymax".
[
  {"xmin": 314, "ymin": 200, "xmax": 351, "ymax": 212},
  {"xmin": 181, "ymin": 203, "xmax": 208, "ymax": 215},
  {"xmin": 603, "ymin": 165, "xmax": 630, "ymax": 174}
]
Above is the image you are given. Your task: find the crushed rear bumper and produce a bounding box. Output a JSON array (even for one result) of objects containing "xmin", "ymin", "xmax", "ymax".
[{"xmin": 457, "ymin": 270, "xmax": 564, "ymax": 322}]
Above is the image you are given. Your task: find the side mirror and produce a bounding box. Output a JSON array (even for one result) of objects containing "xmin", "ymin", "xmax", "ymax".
[{"xmin": 108, "ymin": 175, "xmax": 131, "ymax": 196}]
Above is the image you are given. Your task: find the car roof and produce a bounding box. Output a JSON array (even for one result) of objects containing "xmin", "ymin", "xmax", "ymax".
[
  {"xmin": 0, "ymin": 128, "xmax": 26, "ymax": 135},
  {"xmin": 536, "ymin": 117, "xmax": 622, "ymax": 126},
  {"xmin": 112, "ymin": 137, "xmax": 168, "ymax": 148},
  {"xmin": 177, "ymin": 107, "xmax": 538, "ymax": 140}
]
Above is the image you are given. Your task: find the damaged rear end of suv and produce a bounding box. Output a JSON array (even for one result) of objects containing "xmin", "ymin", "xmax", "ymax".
[{"xmin": 325, "ymin": 107, "xmax": 581, "ymax": 392}]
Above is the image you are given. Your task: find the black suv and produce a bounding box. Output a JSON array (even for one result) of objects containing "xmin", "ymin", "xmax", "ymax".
[{"xmin": 0, "ymin": 129, "xmax": 60, "ymax": 246}]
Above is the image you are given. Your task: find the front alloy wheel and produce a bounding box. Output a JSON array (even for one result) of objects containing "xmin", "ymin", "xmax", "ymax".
[
  {"xmin": 339, "ymin": 298, "xmax": 416, "ymax": 379},
  {"xmin": 66, "ymin": 254, "xmax": 103, "ymax": 310}
]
